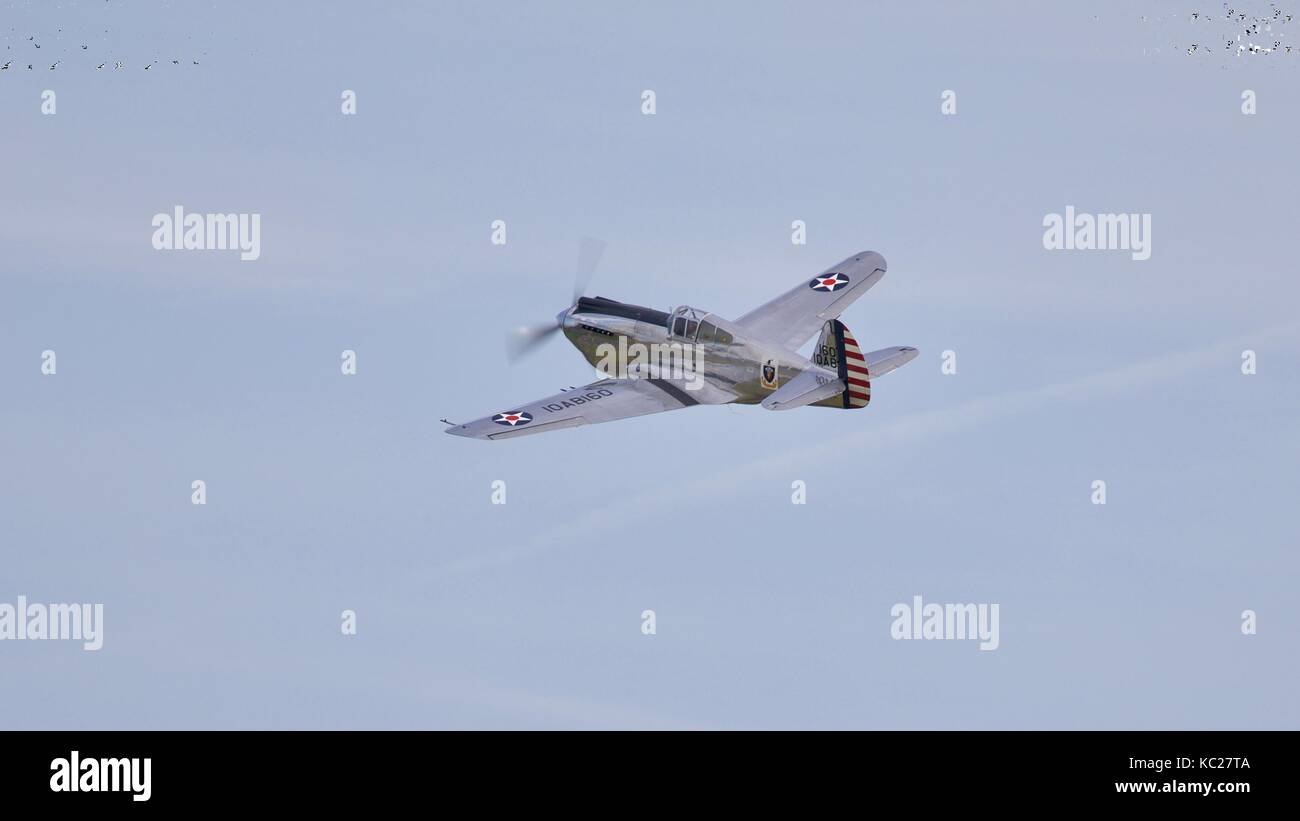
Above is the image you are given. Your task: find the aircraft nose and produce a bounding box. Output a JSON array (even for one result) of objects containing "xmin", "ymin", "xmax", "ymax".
[{"xmin": 557, "ymin": 306, "xmax": 574, "ymax": 328}]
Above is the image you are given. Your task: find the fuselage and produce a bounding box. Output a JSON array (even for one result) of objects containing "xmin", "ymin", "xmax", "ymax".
[{"xmin": 559, "ymin": 296, "xmax": 832, "ymax": 405}]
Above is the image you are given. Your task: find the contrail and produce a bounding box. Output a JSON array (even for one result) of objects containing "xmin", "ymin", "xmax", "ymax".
[{"xmin": 429, "ymin": 323, "xmax": 1298, "ymax": 579}]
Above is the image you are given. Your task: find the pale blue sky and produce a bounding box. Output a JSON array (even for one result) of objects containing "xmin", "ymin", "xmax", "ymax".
[{"xmin": 1, "ymin": 0, "xmax": 1297, "ymax": 728}]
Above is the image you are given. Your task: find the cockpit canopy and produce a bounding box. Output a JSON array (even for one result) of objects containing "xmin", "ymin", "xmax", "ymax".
[{"xmin": 667, "ymin": 306, "xmax": 733, "ymax": 345}]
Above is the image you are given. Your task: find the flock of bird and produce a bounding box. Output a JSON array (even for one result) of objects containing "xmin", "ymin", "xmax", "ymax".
[
  {"xmin": 1, "ymin": 56, "xmax": 199, "ymax": 71},
  {"xmin": 1, "ymin": 25, "xmax": 207, "ymax": 71},
  {"xmin": 4, "ymin": 5, "xmax": 1298, "ymax": 73},
  {"xmin": 1180, "ymin": 3, "xmax": 1298, "ymax": 57}
]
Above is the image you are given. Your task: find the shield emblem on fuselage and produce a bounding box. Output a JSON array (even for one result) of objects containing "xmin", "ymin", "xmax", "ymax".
[{"xmin": 760, "ymin": 358, "xmax": 778, "ymax": 390}]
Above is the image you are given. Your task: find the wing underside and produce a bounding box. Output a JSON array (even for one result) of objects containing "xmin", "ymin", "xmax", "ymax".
[{"xmin": 445, "ymin": 378, "xmax": 706, "ymax": 440}]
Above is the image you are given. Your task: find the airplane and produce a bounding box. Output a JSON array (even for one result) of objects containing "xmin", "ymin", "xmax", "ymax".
[{"xmin": 444, "ymin": 249, "xmax": 917, "ymax": 440}]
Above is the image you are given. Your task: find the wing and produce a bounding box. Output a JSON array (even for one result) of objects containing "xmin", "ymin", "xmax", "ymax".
[
  {"xmin": 733, "ymin": 251, "xmax": 887, "ymax": 352},
  {"xmin": 444, "ymin": 378, "xmax": 705, "ymax": 441}
]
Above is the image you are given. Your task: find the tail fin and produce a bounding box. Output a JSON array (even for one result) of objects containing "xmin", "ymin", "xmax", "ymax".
[
  {"xmin": 838, "ymin": 322, "xmax": 874, "ymax": 408},
  {"xmin": 811, "ymin": 321, "xmax": 917, "ymax": 409},
  {"xmin": 812, "ymin": 319, "xmax": 871, "ymax": 409}
]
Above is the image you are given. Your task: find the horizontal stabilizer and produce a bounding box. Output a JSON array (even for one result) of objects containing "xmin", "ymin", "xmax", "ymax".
[
  {"xmin": 762, "ymin": 368, "xmax": 845, "ymax": 411},
  {"xmin": 857, "ymin": 346, "xmax": 919, "ymax": 379}
]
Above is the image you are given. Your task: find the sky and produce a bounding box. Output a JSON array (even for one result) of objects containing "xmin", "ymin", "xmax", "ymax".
[{"xmin": 1, "ymin": 0, "xmax": 1297, "ymax": 729}]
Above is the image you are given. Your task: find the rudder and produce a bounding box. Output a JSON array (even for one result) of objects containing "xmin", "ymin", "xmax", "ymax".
[{"xmin": 812, "ymin": 319, "xmax": 870, "ymax": 409}]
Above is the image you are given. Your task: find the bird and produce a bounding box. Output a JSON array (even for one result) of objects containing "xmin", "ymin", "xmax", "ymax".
[
  {"xmin": 0, "ymin": 61, "xmax": 8, "ymax": 70},
  {"xmin": 48, "ymin": 61, "xmax": 58, "ymax": 70},
  {"xmin": 96, "ymin": 62, "xmax": 105, "ymax": 69},
  {"xmin": 144, "ymin": 62, "xmax": 152, "ymax": 70},
  {"xmin": 114, "ymin": 61, "xmax": 123, "ymax": 69}
]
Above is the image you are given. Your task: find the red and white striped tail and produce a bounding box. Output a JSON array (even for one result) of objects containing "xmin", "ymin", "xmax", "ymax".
[
  {"xmin": 811, "ymin": 319, "xmax": 871, "ymax": 409},
  {"xmin": 839, "ymin": 325, "xmax": 871, "ymax": 408}
]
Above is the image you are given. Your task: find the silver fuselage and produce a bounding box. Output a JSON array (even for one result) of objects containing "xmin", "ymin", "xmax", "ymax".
[{"xmin": 560, "ymin": 302, "xmax": 832, "ymax": 405}]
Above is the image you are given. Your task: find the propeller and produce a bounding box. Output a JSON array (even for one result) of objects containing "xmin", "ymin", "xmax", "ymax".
[
  {"xmin": 572, "ymin": 236, "xmax": 606, "ymax": 302},
  {"xmin": 505, "ymin": 318, "xmax": 566, "ymax": 363},
  {"xmin": 505, "ymin": 237, "xmax": 607, "ymax": 364}
]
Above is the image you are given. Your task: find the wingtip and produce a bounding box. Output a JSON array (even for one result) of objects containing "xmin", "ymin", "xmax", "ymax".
[{"xmin": 851, "ymin": 250, "xmax": 886, "ymax": 272}]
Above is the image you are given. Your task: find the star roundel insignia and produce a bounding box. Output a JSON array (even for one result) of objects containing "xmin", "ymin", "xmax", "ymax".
[
  {"xmin": 492, "ymin": 411, "xmax": 533, "ymax": 427},
  {"xmin": 809, "ymin": 272, "xmax": 850, "ymax": 292}
]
